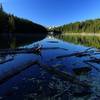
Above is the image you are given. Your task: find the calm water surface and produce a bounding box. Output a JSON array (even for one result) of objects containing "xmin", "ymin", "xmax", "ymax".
[{"xmin": 0, "ymin": 37, "xmax": 100, "ymax": 100}]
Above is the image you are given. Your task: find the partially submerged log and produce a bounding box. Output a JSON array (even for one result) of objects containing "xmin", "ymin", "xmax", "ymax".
[
  {"xmin": 84, "ymin": 58, "xmax": 100, "ymax": 64},
  {"xmin": 41, "ymin": 47, "xmax": 68, "ymax": 51},
  {"xmin": 56, "ymin": 52, "xmax": 91, "ymax": 59},
  {"xmin": 37, "ymin": 62, "xmax": 91, "ymax": 88},
  {"xmin": 47, "ymin": 41, "xmax": 59, "ymax": 43},
  {"xmin": 0, "ymin": 58, "xmax": 14, "ymax": 64},
  {"xmin": 0, "ymin": 47, "xmax": 68, "ymax": 55},
  {"xmin": 56, "ymin": 47, "xmax": 96, "ymax": 59},
  {"xmin": 84, "ymin": 56, "xmax": 100, "ymax": 72},
  {"xmin": 0, "ymin": 60, "xmax": 38, "ymax": 85},
  {"xmin": 84, "ymin": 61, "xmax": 100, "ymax": 72},
  {"xmin": 0, "ymin": 48, "xmax": 41, "ymax": 55},
  {"xmin": 72, "ymin": 67, "xmax": 92, "ymax": 75},
  {"xmin": 72, "ymin": 91, "xmax": 92, "ymax": 97}
]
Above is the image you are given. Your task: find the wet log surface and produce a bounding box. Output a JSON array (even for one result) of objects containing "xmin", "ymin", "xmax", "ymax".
[
  {"xmin": 37, "ymin": 62, "xmax": 91, "ymax": 88},
  {"xmin": 0, "ymin": 61, "xmax": 38, "ymax": 85}
]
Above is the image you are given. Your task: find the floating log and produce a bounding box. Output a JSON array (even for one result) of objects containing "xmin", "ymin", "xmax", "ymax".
[
  {"xmin": 84, "ymin": 61, "xmax": 100, "ymax": 72},
  {"xmin": 84, "ymin": 58, "xmax": 100, "ymax": 64},
  {"xmin": 0, "ymin": 48, "xmax": 41, "ymax": 55},
  {"xmin": 56, "ymin": 47, "xmax": 96, "ymax": 59},
  {"xmin": 72, "ymin": 67, "xmax": 92, "ymax": 75},
  {"xmin": 56, "ymin": 52, "xmax": 90, "ymax": 59},
  {"xmin": 47, "ymin": 41, "xmax": 59, "ymax": 43},
  {"xmin": 0, "ymin": 47, "xmax": 68, "ymax": 55},
  {"xmin": 84, "ymin": 47, "xmax": 94, "ymax": 52},
  {"xmin": 0, "ymin": 60, "xmax": 38, "ymax": 85},
  {"xmin": 0, "ymin": 58, "xmax": 14, "ymax": 64},
  {"xmin": 72, "ymin": 91, "xmax": 92, "ymax": 97},
  {"xmin": 37, "ymin": 62, "xmax": 91, "ymax": 88},
  {"xmin": 41, "ymin": 47, "xmax": 68, "ymax": 50}
]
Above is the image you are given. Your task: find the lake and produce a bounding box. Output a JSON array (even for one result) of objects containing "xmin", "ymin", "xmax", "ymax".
[{"xmin": 0, "ymin": 37, "xmax": 100, "ymax": 100}]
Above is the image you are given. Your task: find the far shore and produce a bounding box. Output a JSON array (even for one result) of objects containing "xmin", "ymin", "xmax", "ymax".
[{"xmin": 63, "ymin": 33, "xmax": 100, "ymax": 36}]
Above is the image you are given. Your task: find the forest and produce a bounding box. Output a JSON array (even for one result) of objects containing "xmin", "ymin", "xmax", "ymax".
[
  {"xmin": 0, "ymin": 4, "xmax": 47, "ymax": 48},
  {"xmin": 0, "ymin": 4, "xmax": 47, "ymax": 34},
  {"xmin": 54, "ymin": 19, "xmax": 100, "ymax": 33}
]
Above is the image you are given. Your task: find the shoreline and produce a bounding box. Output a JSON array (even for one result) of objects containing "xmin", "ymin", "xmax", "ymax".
[{"xmin": 63, "ymin": 33, "xmax": 100, "ymax": 36}]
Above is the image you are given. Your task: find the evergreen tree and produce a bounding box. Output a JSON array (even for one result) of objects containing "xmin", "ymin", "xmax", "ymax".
[
  {"xmin": 54, "ymin": 19, "xmax": 100, "ymax": 33},
  {"xmin": 0, "ymin": 3, "xmax": 3, "ymax": 12}
]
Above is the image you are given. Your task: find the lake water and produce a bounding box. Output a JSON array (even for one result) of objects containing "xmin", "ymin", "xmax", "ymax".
[{"xmin": 0, "ymin": 37, "xmax": 100, "ymax": 100}]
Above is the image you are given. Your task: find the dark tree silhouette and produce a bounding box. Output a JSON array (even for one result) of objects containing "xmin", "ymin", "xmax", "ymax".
[{"xmin": 0, "ymin": 4, "xmax": 47, "ymax": 48}]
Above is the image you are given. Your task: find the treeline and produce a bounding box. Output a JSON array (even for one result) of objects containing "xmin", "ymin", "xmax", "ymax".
[
  {"xmin": 0, "ymin": 4, "xmax": 47, "ymax": 34},
  {"xmin": 54, "ymin": 19, "xmax": 100, "ymax": 33}
]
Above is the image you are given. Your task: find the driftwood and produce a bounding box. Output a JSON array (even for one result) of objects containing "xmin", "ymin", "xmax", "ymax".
[
  {"xmin": 84, "ymin": 61, "xmax": 100, "ymax": 72},
  {"xmin": 72, "ymin": 67, "xmax": 92, "ymax": 75},
  {"xmin": 83, "ymin": 55, "xmax": 100, "ymax": 72},
  {"xmin": 41, "ymin": 47, "xmax": 68, "ymax": 51},
  {"xmin": 0, "ymin": 47, "xmax": 68, "ymax": 55},
  {"xmin": 55, "ymin": 48, "xmax": 97, "ymax": 59},
  {"xmin": 84, "ymin": 47, "xmax": 94, "ymax": 52},
  {"xmin": 0, "ymin": 60, "xmax": 38, "ymax": 85},
  {"xmin": 0, "ymin": 58, "xmax": 14, "ymax": 64},
  {"xmin": 84, "ymin": 58, "xmax": 100, "ymax": 64},
  {"xmin": 37, "ymin": 62, "xmax": 90, "ymax": 88},
  {"xmin": 56, "ymin": 52, "xmax": 91, "ymax": 59},
  {"xmin": 47, "ymin": 41, "xmax": 59, "ymax": 43},
  {"xmin": 0, "ymin": 48, "xmax": 41, "ymax": 55},
  {"xmin": 0, "ymin": 59, "xmax": 91, "ymax": 88}
]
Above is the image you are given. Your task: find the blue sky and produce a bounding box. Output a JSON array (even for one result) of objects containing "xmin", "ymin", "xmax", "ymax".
[{"xmin": 1, "ymin": 0, "xmax": 100, "ymax": 26}]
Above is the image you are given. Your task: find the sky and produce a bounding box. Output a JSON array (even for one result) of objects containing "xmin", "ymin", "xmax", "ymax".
[{"xmin": 1, "ymin": 0, "xmax": 100, "ymax": 27}]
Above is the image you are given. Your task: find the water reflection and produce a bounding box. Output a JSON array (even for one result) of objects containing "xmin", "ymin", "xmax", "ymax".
[
  {"xmin": 0, "ymin": 33, "xmax": 46, "ymax": 49},
  {"xmin": 0, "ymin": 37, "xmax": 100, "ymax": 99}
]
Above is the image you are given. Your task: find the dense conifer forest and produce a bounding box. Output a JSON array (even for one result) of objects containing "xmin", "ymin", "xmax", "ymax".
[
  {"xmin": 0, "ymin": 4, "xmax": 47, "ymax": 34},
  {"xmin": 0, "ymin": 4, "xmax": 47, "ymax": 48},
  {"xmin": 54, "ymin": 19, "xmax": 100, "ymax": 33}
]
